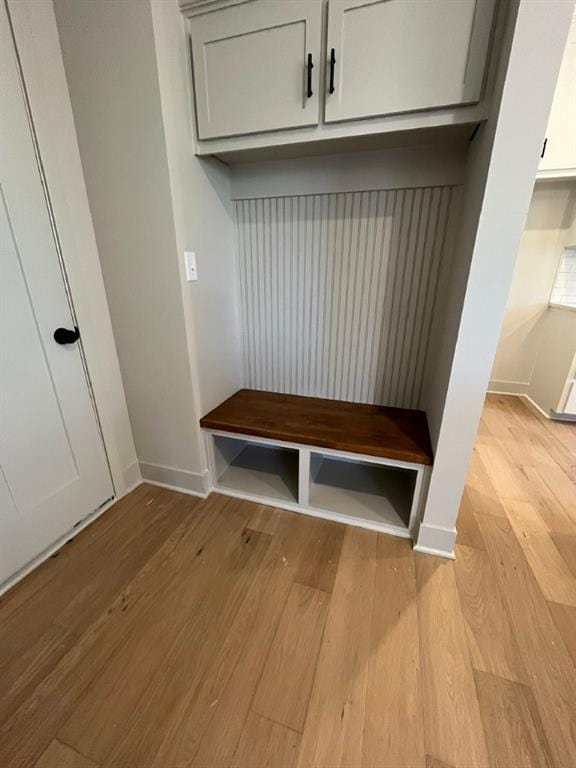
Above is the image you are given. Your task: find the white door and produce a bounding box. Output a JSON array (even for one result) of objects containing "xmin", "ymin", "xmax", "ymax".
[
  {"xmin": 539, "ymin": 15, "xmax": 576, "ymax": 176},
  {"xmin": 325, "ymin": 0, "xmax": 496, "ymax": 123},
  {"xmin": 190, "ymin": 0, "xmax": 322, "ymax": 139},
  {"xmin": 0, "ymin": 5, "xmax": 114, "ymax": 586}
]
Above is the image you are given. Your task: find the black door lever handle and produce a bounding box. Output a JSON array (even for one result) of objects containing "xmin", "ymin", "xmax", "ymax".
[{"xmin": 54, "ymin": 326, "xmax": 80, "ymax": 345}]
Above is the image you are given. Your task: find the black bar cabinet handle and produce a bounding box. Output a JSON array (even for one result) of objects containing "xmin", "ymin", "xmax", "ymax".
[
  {"xmin": 329, "ymin": 47, "xmax": 336, "ymax": 94},
  {"xmin": 306, "ymin": 52, "xmax": 313, "ymax": 98},
  {"xmin": 540, "ymin": 138, "xmax": 548, "ymax": 158}
]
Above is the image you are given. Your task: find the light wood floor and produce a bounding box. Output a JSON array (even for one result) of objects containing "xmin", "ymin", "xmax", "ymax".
[{"xmin": 1, "ymin": 394, "xmax": 575, "ymax": 768}]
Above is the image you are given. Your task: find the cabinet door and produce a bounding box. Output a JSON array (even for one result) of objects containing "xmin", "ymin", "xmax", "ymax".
[
  {"xmin": 325, "ymin": 0, "xmax": 495, "ymax": 123},
  {"xmin": 190, "ymin": 0, "xmax": 322, "ymax": 139},
  {"xmin": 539, "ymin": 17, "xmax": 576, "ymax": 175}
]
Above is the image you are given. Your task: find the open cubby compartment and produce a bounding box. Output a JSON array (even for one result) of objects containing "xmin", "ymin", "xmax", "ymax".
[
  {"xmin": 210, "ymin": 432, "xmax": 300, "ymax": 504},
  {"xmin": 307, "ymin": 451, "xmax": 421, "ymax": 536}
]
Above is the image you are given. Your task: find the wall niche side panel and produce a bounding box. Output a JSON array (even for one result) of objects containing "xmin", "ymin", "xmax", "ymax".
[{"xmin": 235, "ymin": 185, "xmax": 457, "ymax": 408}]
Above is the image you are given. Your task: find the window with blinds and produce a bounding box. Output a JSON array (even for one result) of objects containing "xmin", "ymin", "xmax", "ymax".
[{"xmin": 550, "ymin": 247, "xmax": 576, "ymax": 308}]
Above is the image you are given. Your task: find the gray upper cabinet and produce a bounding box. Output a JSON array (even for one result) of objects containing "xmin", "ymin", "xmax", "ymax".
[
  {"xmin": 325, "ymin": 0, "xmax": 496, "ymax": 123},
  {"xmin": 182, "ymin": 0, "xmax": 497, "ymax": 155},
  {"xmin": 190, "ymin": 0, "xmax": 322, "ymax": 139}
]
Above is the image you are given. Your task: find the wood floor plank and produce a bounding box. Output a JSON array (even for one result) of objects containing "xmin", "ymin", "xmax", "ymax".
[
  {"xmin": 476, "ymin": 414, "xmax": 494, "ymax": 440},
  {"xmin": 247, "ymin": 504, "xmax": 285, "ymax": 535},
  {"xmin": 0, "ymin": 483, "xmax": 149, "ymax": 622},
  {"xmin": 416, "ymin": 554, "xmax": 489, "ymax": 768},
  {"xmin": 34, "ymin": 739, "xmax": 97, "ymax": 768},
  {"xmin": 505, "ymin": 425, "xmax": 558, "ymax": 469},
  {"xmin": 425, "ymin": 757, "xmax": 454, "ymax": 768},
  {"xmin": 505, "ymin": 499, "xmax": 576, "ymax": 607},
  {"xmin": 493, "ymin": 397, "xmax": 559, "ymax": 464},
  {"xmin": 231, "ymin": 713, "xmax": 300, "ymax": 768},
  {"xmin": 481, "ymin": 398, "xmax": 519, "ymax": 442},
  {"xmin": 465, "ymin": 450, "xmax": 507, "ymax": 517},
  {"xmin": 362, "ymin": 536, "xmax": 425, "ymax": 768},
  {"xmin": 0, "ymin": 483, "xmax": 162, "ymax": 667},
  {"xmin": 293, "ymin": 517, "xmax": 344, "ymax": 593},
  {"xmin": 534, "ymin": 462, "xmax": 576, "ymax": 521},
  {"xmin": 102, "ymin": 524, "xmax": 273, "ymax": 768},
  {"xmin": 505, "ymin": 396, "xmax": 575, "ymax": 472},
  {"xmin": 518, "ymin": 464, "xmax": 576, "ymax": 535},
  {"xmin": 0, "ymin": 623, "xmax": 77, "ymax": 725},
  {"xmin": 60, "ymin": 499, "xmax": 264, "ymax": 766},
  {"xmin": 475, "ymin": 443, "xmax": 531, "ymax": 503},
  {"xmin": 544, "ymin": 416, "xmax": 576, "ymax": 459},
  {"xmin": 477, "ymin": 514, "xmax": 576, "ymax": 768},
  {"xmin": 252, "ymin": 583, "xmax": 328, "ymax": 733},
  {"xmin": 0, "ymin": 492, "xmax": 205, "ymax": 768},
  {"xmin": 474, "ymin": 670, "xmax": 555, "ymax": 768},
  {"xmin": 0, "ymin": 483, "xmax": 189, "ymax": 717},
  {"xmin": 149, "ymin": 510, "xmax": 313, "ymax": 768},
  {"xmin": 547, "ymin": 602, "xmax": 576, "ymax": 667},
  {"xmin": 53, "ymin": 490, "xmax": 200, "ymax": 636},
  {"xmin": 487, "ymin": 396, "xmax": 575, "ymax": 492},
  {"xmin": 455, "ymin": 491, "xmax": 486, "ymax": 550},
  {"xmin": 0, "ymin": 582, "xmax": 132, "ymax": 768},
  {"xmin": 296, "ymin": 527, "xmax": 377, "ymax": 768},
  {"xmin": 454, "ymin": 545, "xmax": 526, "ymax": 683},
  {"xmin": 551, "ymin": 532, "xmax": 576, "ymax": 580},
  {"xmin": 1, "ymin": 395, "xmax": 575, "ymax": 768}
]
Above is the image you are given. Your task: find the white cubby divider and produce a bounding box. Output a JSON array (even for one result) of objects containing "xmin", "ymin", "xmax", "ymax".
[{"xmin": 204, "ymin": 429, "xmax": 430, "ymax": 540}]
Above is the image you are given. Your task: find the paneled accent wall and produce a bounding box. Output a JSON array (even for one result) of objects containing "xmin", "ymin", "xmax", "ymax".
[{"xmin": 235, "ymin": 186, "xmax": 457, "ymax": 408}]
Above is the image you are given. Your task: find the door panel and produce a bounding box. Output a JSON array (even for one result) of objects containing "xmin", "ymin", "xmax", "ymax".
[
  {"xmin": 325, "ymin": 0, "xmax": 495, "ymax": 123},
  {"xmin": 0, "ymin": 3, "xmax": 113, "ymax": 586},
  {"xmin": 190, "ymin": 0, "xmax": 322, "ymax": 139},
  {"xmin": 1, "ymin": 192, "xmax": 79, "ymax": 511}
]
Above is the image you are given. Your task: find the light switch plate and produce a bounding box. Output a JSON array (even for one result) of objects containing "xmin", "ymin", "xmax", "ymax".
[{"xmin": 184, "ymin": 251, "xmax": 198, "ymax": 282}]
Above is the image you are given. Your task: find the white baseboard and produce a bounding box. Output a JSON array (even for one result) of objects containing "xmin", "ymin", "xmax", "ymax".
[
  {"xmin": 414, "ymin": 521, "xmax": 457, "ymax": 559},
  {"xmin": 520, "ymin": 394, "xmax": 550, "ymax": 420},
  {"xmin": 486, "ymin": 389, "xmax": 552, "ymax": 420},
  {"xmin": 122, "ymin": 461, "xmax": 142, "ymax": 493},
  {"xmin": 487, "ymin": 380, "xmax": 529, "ymax": 396},
  {"xmin": 139, "ymin": 462, "xmax": 209, "ymax": 497},
  {"xmin": 413, "ymin": 544, "xmax": 456, "ymax": 560}
]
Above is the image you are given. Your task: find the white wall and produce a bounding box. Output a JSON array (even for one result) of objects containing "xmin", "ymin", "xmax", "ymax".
[
  {"xmin": 149, "ymin": 0, "xmax": 241, "ymax": 418},
  {"xmin": 416, "ymin": 0, "xmax": 575, "ymax": 557},
  {"xmin": 528, "ymin": 306, "xmax": 576, "ymax": 414},
  {"xmin": 490, "ymin": 181, "xmax": 576, "ymax": 391},
  {"xmin": 54, "ymin": 0, "xmax": 206, "ymax": 492}
]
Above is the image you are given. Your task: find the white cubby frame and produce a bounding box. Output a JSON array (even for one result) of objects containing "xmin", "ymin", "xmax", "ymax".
[{"xmin": 203, "ymin": 429, "xmax": 431, "ymax": 541}]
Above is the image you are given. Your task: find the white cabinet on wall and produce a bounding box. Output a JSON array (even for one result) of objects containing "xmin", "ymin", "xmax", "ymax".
[
  {"xmin": 325, "ymin": 0, "xmax": 495, "ymax": 124},
  {"xmin": 190, "ymin": 0, "xmax": 322, "ymax": 139},
  {"xmin": 538, "ymin": 13, "xmax": 576, "ymax": 179},
  {"xmin": 181, "ymin": 0, "xmax": 498, "ymax": 158}
]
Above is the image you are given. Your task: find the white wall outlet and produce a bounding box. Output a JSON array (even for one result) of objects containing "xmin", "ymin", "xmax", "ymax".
[{"xmin": 184, "ymin": 251, "xmax": 198, "ymax": 282}]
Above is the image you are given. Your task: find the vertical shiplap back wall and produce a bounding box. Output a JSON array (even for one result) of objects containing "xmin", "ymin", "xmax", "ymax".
[{"xmin": 235, "ymin": 185, "xmax": 458, "ymax": 409}]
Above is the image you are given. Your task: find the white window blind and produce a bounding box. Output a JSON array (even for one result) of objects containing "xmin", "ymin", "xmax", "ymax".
[{"xmin": 550, "ymin": 247, "xmax": 576, "ymax": 308}]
